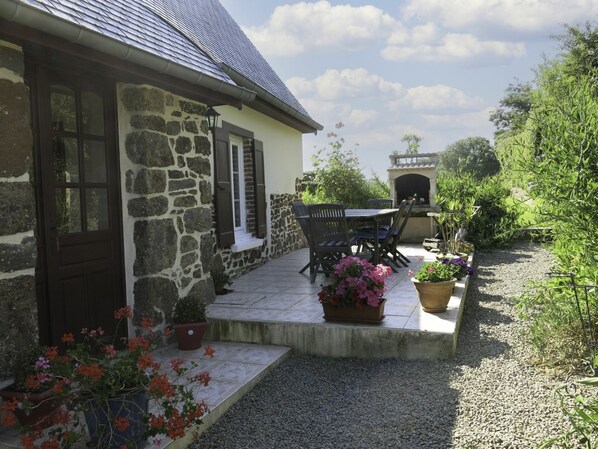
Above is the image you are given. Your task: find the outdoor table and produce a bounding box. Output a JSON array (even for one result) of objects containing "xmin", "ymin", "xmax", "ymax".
[{"xmin": 344, "ymin": 208, "xmax": 399, "ymax": 265}]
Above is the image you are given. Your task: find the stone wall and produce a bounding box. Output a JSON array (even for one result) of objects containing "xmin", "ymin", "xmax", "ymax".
[
  {"xmin": 118, "ymin": 84, "xmax": 215, "ymax": 327},
  {"xmin": 269, "ymin": 193, "xmax": 304, "ymax": 259},
  {"xmin": 0, "ymin": 41, "xmax": 38, "ymax": 379},
  {"xmin": 216, "ymin": 193, "xmax": 304, "ymax": 278}
]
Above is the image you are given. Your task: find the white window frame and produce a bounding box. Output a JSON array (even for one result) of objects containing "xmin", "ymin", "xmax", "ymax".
[{"xmin": 229, "ymin": 134, "xmax": 246, "ymax": 233}]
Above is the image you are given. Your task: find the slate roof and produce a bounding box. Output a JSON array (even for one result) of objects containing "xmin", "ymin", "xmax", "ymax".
[
  {"xmin": 145, "ymin": 0, "xmax": 312, "ymax": 118},
  {"xmin": 10, "ymin": 0, "xmax": 318, "ymax": 129}
]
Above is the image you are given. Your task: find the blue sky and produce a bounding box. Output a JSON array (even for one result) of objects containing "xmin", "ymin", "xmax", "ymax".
[{"xmin": 219, "ymin": 0, "xmax": 597, "ymax": 178}]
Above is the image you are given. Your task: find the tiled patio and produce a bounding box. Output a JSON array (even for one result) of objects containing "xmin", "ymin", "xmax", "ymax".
[
  {"xmin": 0, "ymin": 244, "xmax": 472, "ymax": 449},
  {"xmin": 207, "ymin": 244, "xmax": 472, "ymax": 360}
]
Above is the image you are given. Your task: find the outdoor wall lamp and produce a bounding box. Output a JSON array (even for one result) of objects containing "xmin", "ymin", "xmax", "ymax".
[{"xmin": 205, "ymin": 106, "xmax": 221, "ymax": 132}]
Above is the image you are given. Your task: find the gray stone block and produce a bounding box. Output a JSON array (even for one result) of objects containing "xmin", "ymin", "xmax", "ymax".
[
  {"xmin": 168, "ymin": 178, "xmax": 196, "ymax": 192},
  {"xmin": 0, "ymin": 275, "xmax": 37, "ymax": 378},
  {"xmin": 166, "ymin": 121, "xmax": 181, "ymax": 136},
  {"xmin": 0, "ymin": 80, "xmax": 33, "ymax": 178},
  {"xmin": 180, "ymin": 235, "xmax": 198, "ymax": 253},
  {"xmin": 187, "ymin": 278, "xmax": 215, "ymax": 302},
  {"xmin": 200, "ymin": 233, "xmax": 215, "ymax": 273},
  {"xmin": 133, "ymin": 219, "xmax": 177, "ymax": 275},
  {"xmin": 187, "ymin": 156, "xmax": 210, "ymax": 176},
  {"xmin": 183, "ymin": 207, "xmax": 212, "ymax": 233},
  {"xmin": 128, "ymin": 196, "xmax": 168, "ymax": 217},
  {"xmin": 173, "ymin": 195, "xmax": 197, "ymax": 208},
  {"xmin": 184, "ymin": 121, "xmax": 199, "ymax": 134},
  {"xmin": 0, "ymin": 45, "xmax": 24, "ymax": 77},
  {"xmin": 132, "ymin": 169, "xmax": 166, "ymax": 194},
  {"xmin": 120, "ymin": 87, "xmax": 164, "ymax": 113},
  {"xmin": 130, "ymin": 115, "xmax": 166, "ymax": 133},
  {"xmin": 0, "ymin": 182, "xmax": 35, "ymax": 235},
  {"xmin": 199, "ymin": 180, "xmax": 213, "ymax": 204},
  {"xmin": 181, "ymin": 252, "xmax": 197, "ymax": 269},
  {"xmin": 174, "ymin": 136, "xmax": 192, "ymax": 154},
  {"xmin": 0, "ymin": 237, "xmax": 36, "ymax": 272},
  {"xmin": 194, "ymin": 136, "xmax": 211, "ymax": 156},
  {"xmin": 125, "ymin": 131, "xmax": 174, "ymax": 167},
  {"xmin": 179, "ymin": 100, "xmax": 206, "ymax": 116},
  {"xmin": 133, "ymin": 276, "xmax": 178, "ymax": 325}
]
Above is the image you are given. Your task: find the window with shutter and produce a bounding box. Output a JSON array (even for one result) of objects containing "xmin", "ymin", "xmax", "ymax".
[{"xmin": 213, "ymin": 123, "xmax": 267, "ymax": 250}]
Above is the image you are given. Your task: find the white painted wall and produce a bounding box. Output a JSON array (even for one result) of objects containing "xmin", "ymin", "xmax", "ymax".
[{"xmin": 215, "ymin": 105, "xmax": 304, "ymax": 195}]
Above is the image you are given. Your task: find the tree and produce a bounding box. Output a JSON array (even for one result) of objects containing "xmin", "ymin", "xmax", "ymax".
[
  {"xmin": 401, "ymin": 134, "xmax": 422, "ymax": 155},
  {"xmin": 303, "ymin": 122, "xmax": 371, "ymax": 208},
  {"xmin": 489, "ymin": 81, "xmax": 533, "ymax": 138},
  {"xmin": 438, "ymin": 137, "xmax": 500, "ymax": 179}
]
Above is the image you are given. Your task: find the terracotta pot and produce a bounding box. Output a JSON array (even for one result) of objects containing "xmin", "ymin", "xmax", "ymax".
[
  {"xmin": 322, "ymin": 299, "xmax": 386, "ymax": 324},
  {"xmin": 0, "ymin": 386, "xmax": 59, "ymax": 428},
  {"xmin": 411, "ymin": 278, "xmax": 456, "ymax": 313},
  {"xmin": 173, "ymin": 321, "xmax": 209, "ymax": 350}
]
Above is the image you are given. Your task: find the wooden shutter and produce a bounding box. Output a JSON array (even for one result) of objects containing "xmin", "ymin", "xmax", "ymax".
[
  {"xmin": 253, "ymin": 139, "xmax": 267, "ymax": 238},
  {"xmin": 213, "ymin": 128, "xmax": 235, "ymax": 247}
]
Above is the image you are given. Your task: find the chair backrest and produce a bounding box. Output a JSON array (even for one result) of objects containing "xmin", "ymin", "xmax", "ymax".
[
  {"xmin": 307, "ymin": 203, "xmax": 351, "ymax": 247},
  {"xmin": 377, "ymin": 200, "xmax": 407, "ymax": 251},
  {"xmin": 393, "ymin": 199, "xmax": 415, "ymax": 242},
  {"xmin": 291, "ymin": 201, "xmax": 311, "ymax": 241},
  {"xmin": 367, "ymin": 198, "xmax": 393, "ymax": 209}
]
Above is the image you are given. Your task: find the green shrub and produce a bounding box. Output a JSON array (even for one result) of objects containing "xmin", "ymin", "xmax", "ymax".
[
  {"xmin": 172, "ymin": 295, "xmax": 207, "ymax": 324},
  {"xmin": 435, "ymin": 172, "xmax": 520, "ymax": 249}
]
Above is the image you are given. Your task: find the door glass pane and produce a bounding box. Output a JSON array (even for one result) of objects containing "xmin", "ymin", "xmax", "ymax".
[
  {"xmin": 56, "ymin": 188, "xmax": 81, "ymax": 234},
  {"xmin": 81, "ymin": 91, "xmax": 105, "ymax": 136},
  {"xmin": 84, "ymin": 140, "xmax": 107, "ymax": 183},
  {"xmin": 86, "ymin": 188, "xmax": 109, "ymax": 231},
  {"xmin": 53, "ymin": 137, "xmax": 79, "ymax": 183},
  {"xmin": 50, "ymin": 85, "xmax": 76, "ymax": 132}
]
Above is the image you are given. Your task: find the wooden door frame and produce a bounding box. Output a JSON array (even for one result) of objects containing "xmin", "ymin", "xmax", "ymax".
[{"xmin": 26, "ymin": 55, "xmax": 126, "ymax": 345}]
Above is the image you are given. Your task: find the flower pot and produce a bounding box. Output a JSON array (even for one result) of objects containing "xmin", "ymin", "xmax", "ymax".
[
  {"xmin": 84, "ymin": 390, "xmax": 149, "ymax": 449},
  {"xmin": 412, "ymin": 278, "xmax": 456, "ymax": 313},
  {"xmin": 436, "ymin": 252, "xmax": 468, "ymax": 263},
  {"xmin": 173, "ymin": 321, "xmax": 209, "ymax": 350},
  {"xmin": 322, "ymin": 299, "xmax": 386, "ymax": 324},
  {"xmin": 0, "ymin": 386, "xmax": 59, "ymax": 428}
]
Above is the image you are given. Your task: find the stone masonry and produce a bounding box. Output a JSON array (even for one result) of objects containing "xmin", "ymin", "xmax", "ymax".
[
  {"xmin": 0, "ymin": 41, "xmax": 38, "ymax": 380},
  {"xmin": 119, "ymin": 84, "xmax": 215, "ymax": 327}
]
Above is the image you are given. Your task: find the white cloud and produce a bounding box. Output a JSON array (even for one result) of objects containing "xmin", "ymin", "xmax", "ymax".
[
  {"xmin": 404, "ymin": 85, "xmax": 484, "ymax": 110},
  {"xmin": 422, "ymin": 107, "xmax": 495, "ymax": 131},
  {"xmin": 346, "ymin": 109, "xmax": 379, "ymax": 127},
  {"xmin": 402, "ymin": 0, "xmax": 598, "ymax": 34},
  {"xmin": 382, "ymin": 33, "xmax": 525, "ymax": 62},
  {"xmin": 287, "ymin": 68, "xmax": 403, "ymax": 101},
  {"xmin": 243, "ymin": 1, "xmax": 398, "ymax": 56}
]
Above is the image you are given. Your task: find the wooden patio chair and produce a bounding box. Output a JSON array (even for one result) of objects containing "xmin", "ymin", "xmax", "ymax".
[
  {"xmin": 387, "ymin": 199, "xmax": 416, "ymax": 267},
  {"xmin": 307, "ymin": 203, "xmax": 355, "ymax": 283},
  {"xmin": 366, "ymin": 198, "xmax": 394, "ymax": 209},
  {"xmin": 356, "ymin": 200, "xmax": 407, "ymax": 271},
  {"xmin": 291, "ymin": 201, "xmax": 316, "ymax": 275}
]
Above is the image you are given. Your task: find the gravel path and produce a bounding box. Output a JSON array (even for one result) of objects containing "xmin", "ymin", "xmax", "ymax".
[{"xmin": 193, "ymin": 243, "xmax": 571, "ymax": 449}]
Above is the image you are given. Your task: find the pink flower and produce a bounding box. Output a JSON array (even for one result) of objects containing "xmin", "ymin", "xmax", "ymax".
[
  {"xmin": 427, "ymin": 266, "xmax": 436, "ymax": 273},
  {"xmin": 407, "ymin": 269, "xmax": 414, "ymax": 277}
]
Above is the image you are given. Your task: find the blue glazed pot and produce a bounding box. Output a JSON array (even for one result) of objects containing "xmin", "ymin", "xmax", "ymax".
[{"xmin": 84, "ymin": 390, "xmax": 149, "ymax": 449}]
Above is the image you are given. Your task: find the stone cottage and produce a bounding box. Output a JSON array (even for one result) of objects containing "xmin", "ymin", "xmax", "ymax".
[{"xmin": 0, "ymin": 0, "xmax": 321, "ymax": 377}]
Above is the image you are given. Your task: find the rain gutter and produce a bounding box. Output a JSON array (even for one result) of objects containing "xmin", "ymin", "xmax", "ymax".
[{"xmin": 0, "ymin": 0, "xmax": 256, "ymax": 104}]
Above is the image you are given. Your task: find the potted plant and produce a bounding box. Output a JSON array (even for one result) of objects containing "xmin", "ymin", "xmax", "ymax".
[
  {"xmin": 317, "ymin": 256, "xmax": 392, "ymax": 323},
  {"xmin": 409, "ymin": 261, "xmax": 461, "ymax": 313},
  {"xmin": 2, "ymin": 306, "xmax": 215, "ymax": 449},
  {"xmin": 172, "ymin": 294, "xmax": 209, "ymax": 350},
  {"xmin": 211, "ymin": 268, "xmax": 232, "ymax": 295},
  {"xmin": 0, "ymin": 344, "xmax": 60, "ymax": 428},
  {"xmin": 439, "ymin": 257, "xmax": 475, "ymax": 280}
]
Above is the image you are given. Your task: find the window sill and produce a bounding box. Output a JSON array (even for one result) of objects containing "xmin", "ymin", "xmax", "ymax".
[{"xmin": 231, "ymin": 234, "xmax": 264, "ymax": 253}]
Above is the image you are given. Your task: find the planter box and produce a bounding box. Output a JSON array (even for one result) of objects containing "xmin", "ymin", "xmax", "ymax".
[{"xmin": 322, "ymin": 299, "xmax": 386, "ymax": 324}]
